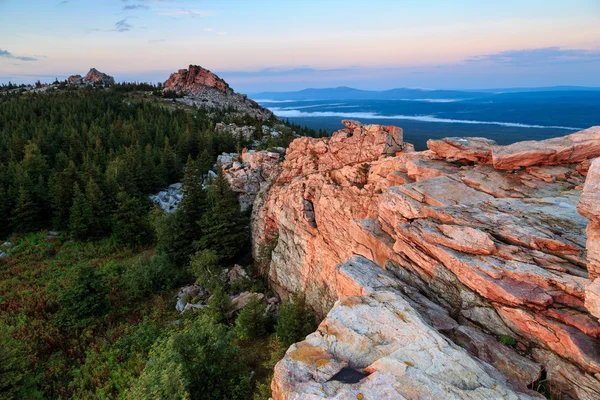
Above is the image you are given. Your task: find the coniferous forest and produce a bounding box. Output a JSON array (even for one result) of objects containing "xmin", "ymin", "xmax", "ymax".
[{"xmin": 0, "ymin": 87, "xmax": 317, "ymax": 399}]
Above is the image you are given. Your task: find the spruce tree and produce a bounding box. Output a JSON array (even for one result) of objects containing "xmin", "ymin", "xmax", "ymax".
[
  {"xmin": 11, "ymin": 142, "xmax": 49, "ymax": 232},
  {"xmin": 69, "ymin": 183, "xmax": 93, "ymax": 240},
  {"xmin": 160, "ymin": 138, "xmax": 179, "ymax": 184},
  {"xmin": 50, "ymin": 161, "xmax": 78, "ymax": 230},
  {"xmin": 112, "ymin": 190, "xmax": 153, "ymax": 247},
  {"xmin": 197, "ymin": 149, "xmax": 212, "ymax": 180},
  {"xmin": 10, "ymin": 185, "xmax": 37, "ymax": 233},
  {"xmin": 234, "ymin": 295, "xmax": 268, "ymax": 340},
  {"xmin": 84, "ymin": 177, "xmax": 107, "ymax": 237},
  {"xmin": 276, "ymin": 295, "xmax": 317, "ymax": 350},
  {"xmin": 57, "ymin": 263, "xmax": 110, "ymax": 328},
  {"xmin": 196, "ymin": 166, "xmax": 248, "ymax": 261},
  {"xmin": 158, "ymin": 156, "xmax": 206, "ymax": 266},
  {"xmin": 180, "ymin": 155, "xmax": 206, "ymax": 225},
  {"xmin": 0, "ymin": 164, "xmax": 10, "ymax": 238}
]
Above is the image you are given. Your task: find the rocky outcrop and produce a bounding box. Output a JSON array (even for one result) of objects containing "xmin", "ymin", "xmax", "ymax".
[
  {"xmin": 67, "ymin": 74, "xmax": 82, "ymax": 84},
  {"xmin": 84, "ymin": 68, "xmax": 115, "ymax": 86},
  {"xmin": 492, "ymin": 127, "xmax": 600, "ymax": 170},
  {"xmin": 68, "ymin": 68, "xmax": 115, "ymax": 86},
  {"xmin": 220, "ymin": 149, "xmax": 282, "ymax": 211},
  {"xmin": 164, "ymin": 65, "xmax": 230, "ymax": 93},
  {"xmin": 579, "ymin": 158, "xmax": 600, "ymax": 321},
  {"xmin": 252, "ymin": 122, "xmax": 600, "ymax": 399},
  {"xmin": 163, "ymin": 65, "xmax": 273, "ymax": 120},
  {"xmin": 579, "ymin": 158, "xmax": 600, "ymax": 281},
  {"xmin": 274, "ymin": 257, "xmax": 542, "ymax": 399},
  {"xmin": 149, "ymin": 183, "xmax": 183, "ymax": 213}
]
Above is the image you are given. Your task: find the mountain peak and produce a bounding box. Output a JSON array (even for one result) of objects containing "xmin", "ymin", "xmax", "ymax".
[
  {"xmin": 163, "ymin": 64, "xmax": 230, "ymax": 94},
  {"xmin": 67, "ymin": 68, "xmax": 114, "ymax": 86}
]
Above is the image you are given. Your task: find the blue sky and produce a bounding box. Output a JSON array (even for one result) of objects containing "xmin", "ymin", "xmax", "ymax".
[{"xmin": 1, "ymin": 0, "xmax": 599, "ymax": 91}]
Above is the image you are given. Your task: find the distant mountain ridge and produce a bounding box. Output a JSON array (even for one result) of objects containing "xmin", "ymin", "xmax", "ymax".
[{"xmin": 251, "ymin": 86, "xmax": 600, "ymax": 101}]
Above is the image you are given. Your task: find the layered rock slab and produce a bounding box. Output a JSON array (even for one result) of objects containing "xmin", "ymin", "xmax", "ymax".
[
  {"xmin": 252, "ymin": 122, "xmax": 600, "ymax": 399},
  {"xmin": 492, "ymin": 126, "xmax": 600, "ymax": 170},
  {"xmin": 273, "ymin": 258, "xmax": 542, "ymax": 399}
]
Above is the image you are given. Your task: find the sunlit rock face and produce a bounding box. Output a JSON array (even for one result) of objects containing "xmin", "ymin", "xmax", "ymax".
[
  {"xmin": 68, "ymin": 68, "xmax": 115, "ymax": 86},
  {"xmin": 163, "ymin": 64, "xmax": 273, "ymax": 120},
  {"xmin": 220, "ymin": 149, "xmax": 282, "ymax": 211},
  {"xmin": 579, "ymin": 158, "xmax": 600, "ymax": 321},
  {"xmin": 273, "ymin": 257, "xmax": 543, "ymax": 400},
  {"xmin": 164, "ymin": 65, "xmax": 230, "ymax": 94},
  {"xmin": 251, "ymin": 120, "xmax": 600, "ymax": 399}
]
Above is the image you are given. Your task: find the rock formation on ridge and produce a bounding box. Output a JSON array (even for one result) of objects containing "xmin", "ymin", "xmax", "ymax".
[
  {"xmin": 163, "ymin": 65, "xmax": 273, "ymax": 120},
  {"xmin": 68, "ymin": 68, "xmax": 115, "ymax": 86},
  {"xmin": 246, "ymin": 120, "xmax": 600, "ymax": 399},
  {"xmin": 219, "ymin": 149, "xmax": 282, "ymax": 211}
]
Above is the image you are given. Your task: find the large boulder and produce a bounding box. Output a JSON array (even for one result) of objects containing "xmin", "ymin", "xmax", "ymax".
[{"xmin": 273, "ymin": 290, "xmax": 542, "ymax": 400}]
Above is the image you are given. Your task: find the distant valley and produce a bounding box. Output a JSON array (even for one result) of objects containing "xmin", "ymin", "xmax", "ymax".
[{"xmin": 251, "ymin": 86, "xmax": 600, "ymax": 150}]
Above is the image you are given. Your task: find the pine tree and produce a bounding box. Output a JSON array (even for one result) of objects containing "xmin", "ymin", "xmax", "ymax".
[{"xmin": 196, "ymin": 167, "xmax": 248, "ymax": 261}]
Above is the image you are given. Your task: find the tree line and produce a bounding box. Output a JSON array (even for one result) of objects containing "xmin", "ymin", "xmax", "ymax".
[{"xmin": 0, "ymin": 88, "xmax": 270, "ymax": 241}]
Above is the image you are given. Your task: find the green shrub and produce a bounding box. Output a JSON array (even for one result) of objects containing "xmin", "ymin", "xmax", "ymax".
[
  {"xmin": 276, "ymin": 295, "xmax": 317, "ymax": 351},
  {"xmin": 188, "ymin": 249, "xmax": 221, "ymax": 290},
  {"xmin": 206, "ymin": 285, "xmax": 232, "ymax": 325},
  {"xmin": 57, "ymin": 263, "xmax": 110, "ymax": 328},
  {"xmin": 122, "ymin": 253, "xmax": 176, "ymax": 298},
  {"xmin": 128, "ymin": 315, "xmax": 250, "ymax": 400},
  {"xmin": 0, "ymin": 325, "xmax": 31, "ymax": 400},
  {"xmin": 499, "ymin": 335, "xmax": 516, "ymax": 347}
]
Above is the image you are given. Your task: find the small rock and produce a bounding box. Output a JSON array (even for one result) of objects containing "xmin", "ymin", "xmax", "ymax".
[
  {"xmin": 230, "ymin": 292, "xmax": 265, "ymax": 312},
  {"xmin": 184, "ymin": 303, "xmax": 208, "ymax": 312},
  {"xmin": 227, "ymin": 264, "xmax": 249, "ymax": 285}
]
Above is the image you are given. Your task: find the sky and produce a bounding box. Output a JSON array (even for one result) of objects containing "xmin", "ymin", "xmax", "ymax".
[{"xmin": 1, "ymin": 0, "xmax": 599, "ymax": 92}]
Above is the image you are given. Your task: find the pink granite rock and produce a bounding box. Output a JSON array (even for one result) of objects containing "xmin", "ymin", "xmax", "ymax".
[
  {"xmin": 250, "ymin": 121, "xmax": 600, "ymax": 399},
  {"xmin": 492, "ymin": 127, "xmax": 600, "ymax": 170}
]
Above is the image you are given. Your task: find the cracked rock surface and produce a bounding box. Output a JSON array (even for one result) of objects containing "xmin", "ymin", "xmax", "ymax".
[{"xmin": 248, "ymin": 121, "xmax": 600, "ymax": 399}]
